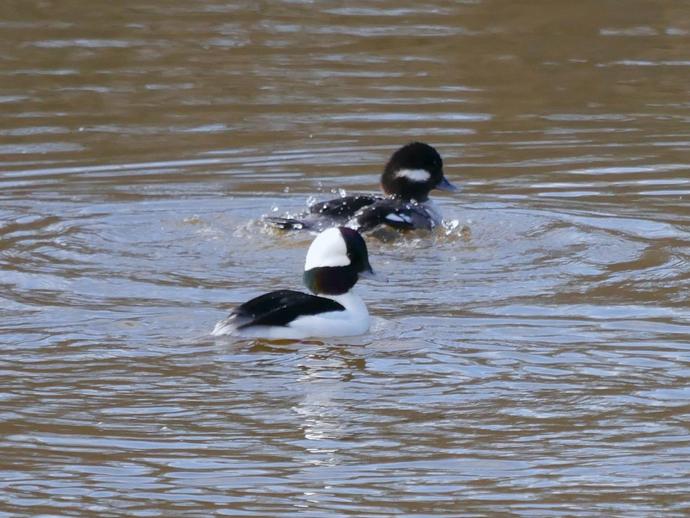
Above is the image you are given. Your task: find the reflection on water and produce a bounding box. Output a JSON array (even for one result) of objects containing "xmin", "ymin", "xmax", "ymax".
[{"xmin": 2, "ymin": 0, "xmax": 690, "ymax": 515}]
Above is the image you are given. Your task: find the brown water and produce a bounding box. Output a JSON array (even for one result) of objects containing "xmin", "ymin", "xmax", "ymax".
[{"xmin": 2, "ymin": 1, "xmax": 690, "ymax": 516}]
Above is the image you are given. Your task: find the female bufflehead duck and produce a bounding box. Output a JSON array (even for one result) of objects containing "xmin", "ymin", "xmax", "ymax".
[
  {"xmin": 212, "ymin": 227, "xmax": 375, "ymax": 339},
  {"xmin": 266, "ymin": 142, "xmax": 458, "ymax": 233}
]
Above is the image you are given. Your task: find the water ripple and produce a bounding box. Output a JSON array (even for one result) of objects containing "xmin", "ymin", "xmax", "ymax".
[{"xmin": 2, "ymin": 0, "xmax": 690, "ymax": 515}]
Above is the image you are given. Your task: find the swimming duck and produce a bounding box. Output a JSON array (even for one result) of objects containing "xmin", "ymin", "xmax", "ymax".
[
  {"xmin": 266, "ymin": 142, "xmax": 457, "ymax": 233},
  {"xmin": 212, "ymin": 227, "xmax": 375, "ymax": 339}
]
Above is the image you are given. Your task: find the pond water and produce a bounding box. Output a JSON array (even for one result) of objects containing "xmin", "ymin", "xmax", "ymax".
[{"xmin": 2, "ymin": 1, "xmax": 690, "ymax": 516}]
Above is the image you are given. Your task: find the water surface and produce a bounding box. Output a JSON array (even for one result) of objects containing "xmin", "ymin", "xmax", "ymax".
[{"xmin": 2, "ymin": 1, "xmax": 690, "ymax": 516}]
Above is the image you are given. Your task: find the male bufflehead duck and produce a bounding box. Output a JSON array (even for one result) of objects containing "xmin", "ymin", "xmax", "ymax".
[
  {"xmin": 266, "ymin": 142, "xmax": 458, "ymax": 233},
  {"xmin": 212, "ymin": 227, "xmax": 375, "ymax": 339}
]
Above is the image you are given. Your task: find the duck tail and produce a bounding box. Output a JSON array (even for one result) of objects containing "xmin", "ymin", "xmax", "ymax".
[{"xmin": 263, "ymin": 216, "xmax": 312, "ymax": 231}]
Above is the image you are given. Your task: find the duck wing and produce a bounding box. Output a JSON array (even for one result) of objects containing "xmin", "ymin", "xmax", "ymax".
[
  {"xmin": 309, "ymin": 195, "xmax": 380, "ymax": 217},
  {"xmin": 265, "ymin": 195, "xmax": 380, "ymax": 231},
  {"xmin": 352, "ymin": 199, "xmax": 434, "ymax": 232},
  {"xmin": 228, "ymin": 289, "xmax": 345, "ymax": 329}
]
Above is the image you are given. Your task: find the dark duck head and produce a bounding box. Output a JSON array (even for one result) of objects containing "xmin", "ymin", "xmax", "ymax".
[
  {"xmin": 303, "ymin": 227, "xmax": 375, "ymax": 296},
  {"xmin": 380, "ymin": 142, "xmax": 457, "ymax": 203}
]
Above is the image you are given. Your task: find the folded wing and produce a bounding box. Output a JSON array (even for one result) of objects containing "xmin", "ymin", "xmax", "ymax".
[
  {"xmin": 264, "ymin": 195, "xmax": 381, "ymax": 231},
  {"xmin": 229, "ymin": 289, "xmax": 346, "ymax": 329},
  {"xmin": 353, "ymin": 199, "xmax": 434, "ymax": 232}
]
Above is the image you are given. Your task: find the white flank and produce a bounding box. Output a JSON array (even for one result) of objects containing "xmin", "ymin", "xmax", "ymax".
[
  {"xmin": 304, "ymin": 227, "xmax": 350, "ymax": 270},
  {"xmin": 285, "ymin": 292, "xmax": 369, "ymax": 338},
  {"xmin": 395, "ymin": 168, "xmax": 431, "ymax": 182},
  {"xmin": 212, "ymin": 292, "xmax": 370, "ymax": 339}
]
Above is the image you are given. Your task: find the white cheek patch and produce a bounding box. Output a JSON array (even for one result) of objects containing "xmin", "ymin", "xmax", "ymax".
[
  {"xmin": 395, "ymin": 168, "xmax": 431, "ymax": 183},
  {"xmin": 304, "ymin": 227, "xmax": 350, "ymax": 270},
  {"xmin": 385, "ymin": 213, "xmax": 412, "ymax": 224}
]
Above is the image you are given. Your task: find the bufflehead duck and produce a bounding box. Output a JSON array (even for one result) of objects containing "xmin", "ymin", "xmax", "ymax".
[
  {"xmin": 266, "ymin": 142, "xmax": 458, "ymax": 233},
  {"xmin": 212, "ymin": 227, "xmax": 375, "ymax": 339}
]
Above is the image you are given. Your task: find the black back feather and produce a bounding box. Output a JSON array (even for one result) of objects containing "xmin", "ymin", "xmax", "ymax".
[
  {"xmin": 353, "ymin": 199, "xmax": 434, "ymax": 232},
  {"xmin": 309, "ymin": 195, "xmax": 379, "ymax": 217},
  {"xmin": 265, "ymin": 196, "xmax": 379, "ymax": 232},
  {"xmin": 231, "ymin": 289, "xmax": 345, "ymax": 329}
]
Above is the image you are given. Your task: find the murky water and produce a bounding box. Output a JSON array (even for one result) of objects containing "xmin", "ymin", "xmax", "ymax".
[{"xmin": 2, "ymin": 1, "xmax": 690, "ymax": 516}]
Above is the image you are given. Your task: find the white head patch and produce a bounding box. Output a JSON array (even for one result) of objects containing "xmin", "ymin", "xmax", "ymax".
[
  {"xmin": 304, "ymin": 227, "xmax": 350, "ymax": 271},
  {"xmin": 394, "ymin": 168, "xmax": 431, "ymax": 183}
]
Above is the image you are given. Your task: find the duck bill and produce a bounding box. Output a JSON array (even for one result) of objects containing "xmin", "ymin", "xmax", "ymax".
[{"xmin": 436, "ymin": 176, "xmax": 459, "ymax": 192}]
